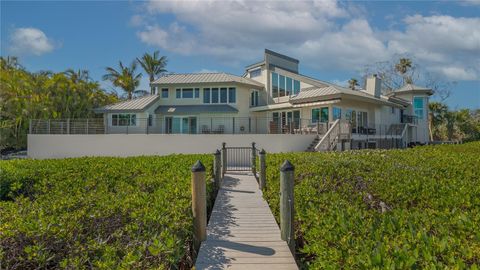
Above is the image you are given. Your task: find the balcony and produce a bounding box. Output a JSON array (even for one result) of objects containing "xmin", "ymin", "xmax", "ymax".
[{"xmin": 401, "ymin": 114, "xmax": 418, "ymax": 124}]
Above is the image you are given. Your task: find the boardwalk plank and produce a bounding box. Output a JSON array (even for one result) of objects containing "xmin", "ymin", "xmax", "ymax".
[{"xmin": 195, "ymin": 172, "xmax": 298, "ymax": 269}]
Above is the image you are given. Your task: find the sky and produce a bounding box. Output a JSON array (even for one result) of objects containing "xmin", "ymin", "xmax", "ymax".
[{"xmin": 1, "ymin": 0, "xmax": 479, "ymax": 109}]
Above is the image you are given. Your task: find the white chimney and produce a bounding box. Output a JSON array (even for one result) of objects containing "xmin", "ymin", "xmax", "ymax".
[{"xmin": 366, "ymin": 74, "xmax": 381, "ymax": 98}]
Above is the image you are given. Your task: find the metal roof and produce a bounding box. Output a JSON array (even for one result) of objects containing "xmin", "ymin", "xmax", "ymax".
[
  {"xmin": 94, "ymin": 95, "xmax": 159, "ymax": 113},
  {"xmin": 155, "ymin": 105, "xmax": 238, "ymax": 115},
  {"xmin": 152, "ymin": 73, "xmax": 264, "ymax": 87},
  {"xmin": 290, "ymin": 85, "xmax": 403, "ymax": 107},
  {"xmin": 392, "ymin": 84, "xmax": 433, "ymax": 95}
]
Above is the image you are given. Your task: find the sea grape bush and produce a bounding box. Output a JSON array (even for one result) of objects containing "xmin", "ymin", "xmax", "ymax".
[
  {"xmin": 0, "ymin": 155, "xmax": 213, "ymax": 269},
  {"xmin": 263, "ymin": 142, "xmax": 480, "ymax": 269}
]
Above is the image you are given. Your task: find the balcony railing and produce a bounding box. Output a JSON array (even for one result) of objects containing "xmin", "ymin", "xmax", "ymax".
[
  {"xmin": 401, "ymin": 114, "xmax": 418, "ymax": 124},
  {"xmin": 29, "ymin": 117, "xmax": 332, "ymax": 135}
]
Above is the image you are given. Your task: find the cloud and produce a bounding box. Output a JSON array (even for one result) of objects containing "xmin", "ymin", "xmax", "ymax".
[
  {"xmin": 9, "ymin": 27, "xmax": 55, "ymax": 56},
  {"xmin": 134, "ymin": 1, "xmax": 480, "ymax": 81},
  {"xmin": 387, "ymin": 15, "xmax": 480, "ymax": 80},
  {"xmin": 195, "ymin": 68, "xmax": 219, "ymax": 73}
]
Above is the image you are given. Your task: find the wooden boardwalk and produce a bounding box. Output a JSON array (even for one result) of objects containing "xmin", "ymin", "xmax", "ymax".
[{"xmin": 195, "ymin": 172, "xmax": 298, "ymax": 269}]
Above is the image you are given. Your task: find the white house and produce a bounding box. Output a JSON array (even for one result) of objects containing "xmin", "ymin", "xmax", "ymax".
[{"xmin": 29, "ymin": 49, "xmax": 432, "ymax": 157}]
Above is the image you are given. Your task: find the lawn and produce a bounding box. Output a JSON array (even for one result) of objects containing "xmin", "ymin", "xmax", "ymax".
[
  {"xmin": 263, "ymin": 142, "xmax": 480, "ymax": 269},
  {"xmin": 0, "ymin": 155, "xmax": 213, "ymax": 269}
]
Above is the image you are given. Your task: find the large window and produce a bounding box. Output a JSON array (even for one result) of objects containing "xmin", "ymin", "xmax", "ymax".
[
  {"xmin": 220, "ymin": 88, "xmax": 228, "ymax": 103},
  {"xmin": 228, "ymin": 87, "xmax": 236, "ymax": 103},
  {"xmin": 112, "ymin": 114, "xmax": 136, "ymax": 126},
  {"xmin": 293, "ymin": 80, "xmax": 300, "ymax": 95},
  {"xmin": 333, "ymin": 107, "xmax": 342, "ymax": 120},
  {"xmin": 413, "ymin": 96, "xmax": 425, "ymax": 119},
  {"xmin": 250, "ymin": 69, "xmax": 261, "ymax": 78},
  {"xmin": 279, "ymin": 75, "xmax": 286, "ymax": 97},
  {"xmin": 211, "ymin": 88, "xmax": 219, "ymax": 103},
  {"xmin": 251, "ymin": 90, "xmax": 259, "ymax": 107},
  {"xmin": 286, "ymin": 77, "xmax": 292, "ymax": 96},
  {"xmin": 182, "ymin": 88, "xmax": 193, "ymax": 98},
  {"xmin": 195, "ymin": 88, "xmax": 200, "ymax": 98},
  {"xmin": 176, "ymin": 89, "xmax": 181, "ymax": 99},
  {"xmin": 271, "ymin": 72, "xmax": 301, "ymax": 98},
  {"xmin": 203, "ymin": 87, "xmax": 236, "ymax": 104},
  {"xmin": 272, "ymin": 72, "xmax": 279, "ymax": 98},
  {"xmin": 161, "ymin": 88, "xmax": 169, "ymax": 98},
  {"xmin": 312, "ymin": 107, "xmax": 329, "ymax": 123},
  {"xmin": 203, "ymin": 88, "xmax": 210, "ymax": 103}
]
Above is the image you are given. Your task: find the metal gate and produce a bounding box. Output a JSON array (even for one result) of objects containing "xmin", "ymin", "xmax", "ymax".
[{"xmin": 224, "ymin": 146, "xmax": 253, "ymax": 171}]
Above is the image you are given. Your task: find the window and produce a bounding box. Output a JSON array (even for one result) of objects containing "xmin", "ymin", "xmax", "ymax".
[
  {"xmin": 250, "ymin": 69, "xmax": 261, "ymax": 78},
  {"xmin": 182, "ymin": 88, "xmax": 193, "ymax": 98},
  {"xmin": 148, "ymin": 114, "xmax": 153, "ymax": 126},
  {"xmin": 312, "ymin": 108, "xmax": 320, "ymax": 123},
  {"xmin": 176, "ymin": 89, "xmax": 181, "ymax": 98},
  {"xmin": 211, "ymin": 88, "xmax": 219, "ymax": 103},
  {"xmin": 228, "ymin": 87, "xmax": 236, "ymax": 103},
  {"xmin": 272, "ymin": 72, "xmax": 279, "ymax": 98},
  {"xmin": 293, "ymin": 80, "xmax": 300, "ymax": 95},
  {"xmin": 203, "ymin": 88, "xmax": 210, "ymax": 103},
  {"xmin": 320, "ymin": 107, "xmax": 329, "ymax": 122},
  {"xmin": 413, "ymin": 97, "xmax": 424, "ymax": 119},
  {"xmin": 286, "ymin": 77, "xmax": 292, "ymax": 96},
  {"xmin": 112, "ymin": 114, "xmax": 136, "ymax": 126},
  {"xmin": 161, "ymin": 88, "xmax": 169, "ymax": 98},
  {"xmin": 251, "ymin": 90, "xmax": 259, "ymax": 107},
  {"xmin": 333, "ymin": 107, "xmax": 342, "ymax": 120},
  {"xmin": 220, "ymin": 88, "xmax": 228, "ymax": 103},
  {"xmin": 279, "ymin": 75, "xmax": 286, "ymax": 97},
  {"xmin": 195, "ymin": 88, "xmax": 200, "ymax": 98}
]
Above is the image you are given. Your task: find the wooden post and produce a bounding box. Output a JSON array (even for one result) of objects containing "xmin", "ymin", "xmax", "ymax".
[
  {"xmin": 221, "ymin": 142, "xmax": 227, "ymax": 177},
  {"xmin": 67, "ymin": 118, "xmax": 70, "ymax": 134},
  {"xmin": 259, "ymin": 149, "xmax": 266, "ymax": 190},
  {"xmin": 29, "ymin": 119, "xmax": 33, "ymax": 134},
  {"xmin": 191, "ymin": 160, "xmax": 207, "ymax": 250},
  {"xmin": 214, "ymin": 149, "xmax": 221, "ymax": 192},
  {"xmin": 251, "ymin": 142, "xmax": 256, "ymax": 176},
  {"xmin": 280, "ymin": 160, "xmax": 295, "ymax": 254},
  {"xmin": 86, "ymin": 119, "xmax": 89, "ymax": 134}
]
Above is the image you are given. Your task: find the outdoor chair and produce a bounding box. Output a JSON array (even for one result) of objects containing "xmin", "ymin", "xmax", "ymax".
[{"xmin": 201, "ymin": 125, "xmax": 210, "ymax": 134}]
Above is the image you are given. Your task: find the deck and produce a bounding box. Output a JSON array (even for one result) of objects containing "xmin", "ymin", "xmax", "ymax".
[{"xmin": 195, "ymin": 172, "xmax": 298, "ymax": 269}]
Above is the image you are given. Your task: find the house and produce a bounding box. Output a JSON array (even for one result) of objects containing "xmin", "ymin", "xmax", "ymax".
[{"xmin": 34, "ymin": 49, "xmax": 432, "ymax": 153}]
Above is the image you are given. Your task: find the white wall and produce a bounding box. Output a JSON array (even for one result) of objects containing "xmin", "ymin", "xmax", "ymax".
[{"xmin": 28, "ymin": 134, "xmax": 316, "ymax": 159}]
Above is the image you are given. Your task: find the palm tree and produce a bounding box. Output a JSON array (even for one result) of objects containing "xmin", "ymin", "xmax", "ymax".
[
  {"xmin": 103, "ymin": 61, "xmax": 142, "ymax": 100},
  {"xmin": 64, "ymin": 69, "xmax": 90, "ymax": 83},
  {"xmin": 395, "ymin": 58, "xmax": 413, "ymax": 85},
  {"xmin": 348, "ymin": 78, "xmax": 359, "ymax": 90},
  {"xmin": 137, "ymin": 51, "xmax": 168, "ymax": 95}
]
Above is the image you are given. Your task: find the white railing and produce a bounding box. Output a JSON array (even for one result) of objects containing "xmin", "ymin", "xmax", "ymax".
[{"xmin": 315, "ymin": 119, "xmax": 340, "ymax": 151}]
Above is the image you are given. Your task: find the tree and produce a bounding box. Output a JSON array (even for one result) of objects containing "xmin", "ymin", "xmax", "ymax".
[
  {"xmin": 103, "ymin": 61, "xmax": 143, "ymax": 100},
  {"xmin": 0, "ymin": 56, "xmax": 118, "ymax": 149},
  {"xmin": 395, "ymin": 58, "xmax": 413, "ymax": 84},
  {"xmin": 348, "ymin": 78, "xmax": 359, "ymax": 90},
  {"xmin": 137, "ymin": 51, "xmax": 168, "ymax": 95}
]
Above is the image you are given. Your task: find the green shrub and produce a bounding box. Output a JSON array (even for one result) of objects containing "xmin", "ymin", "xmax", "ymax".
[
  {"xmin": 263, "ymin": 142, "xmax": 480, "ymax": 269},
  {"xmin": 0, "ymin": 155, "xmax": 213, "ymax": 269}
]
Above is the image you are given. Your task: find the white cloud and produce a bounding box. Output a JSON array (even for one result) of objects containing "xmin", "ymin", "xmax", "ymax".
[
  {"xmin": 9, "ymin": 27, "xmax": 55, "ymax": 56},
  {"xmin": 134, "ymin": 1, "xmax": 480, "ymax": 81},
  {"xmin": 387, "ymin": 15, "xmax": 480, "ymax": 80}
]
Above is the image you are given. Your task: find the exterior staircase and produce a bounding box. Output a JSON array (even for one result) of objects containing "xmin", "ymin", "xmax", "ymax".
[{"xmin": 306, "ymin": 136, "xmax": 320, "ymax": 152}]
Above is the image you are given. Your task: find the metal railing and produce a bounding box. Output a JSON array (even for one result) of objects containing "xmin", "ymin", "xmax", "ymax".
[
  {"xmin": 401, "ymin": 114, "xmax": 418, "ymax": 124},
  {"xmin": 29, "ymin": 117, "xmax": 332, "ymax": 135}
]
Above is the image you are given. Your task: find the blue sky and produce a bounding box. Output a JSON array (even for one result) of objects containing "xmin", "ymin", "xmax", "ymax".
[{"xmin": 1, "ymin": 0, "xmax": 479, "ymax": 109}]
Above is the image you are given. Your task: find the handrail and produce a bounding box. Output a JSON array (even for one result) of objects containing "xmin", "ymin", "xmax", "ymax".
[
  {"xmin": 400, "ymin": 123, "xmax": 408, "ymax": 147},
  {"xmin": 314, "ymin": 119, "xmax": 340, "ymax": 151}
]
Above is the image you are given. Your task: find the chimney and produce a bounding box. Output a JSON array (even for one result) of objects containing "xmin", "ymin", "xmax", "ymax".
[{"xmin": 366, "ymin": 74, "xmax": 381, "ymax": 98}]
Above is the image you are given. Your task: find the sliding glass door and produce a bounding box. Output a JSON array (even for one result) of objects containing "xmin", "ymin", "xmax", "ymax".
[{"xmin": 165, "ymin": 116, "xmax": 197, "ymax": 134}]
